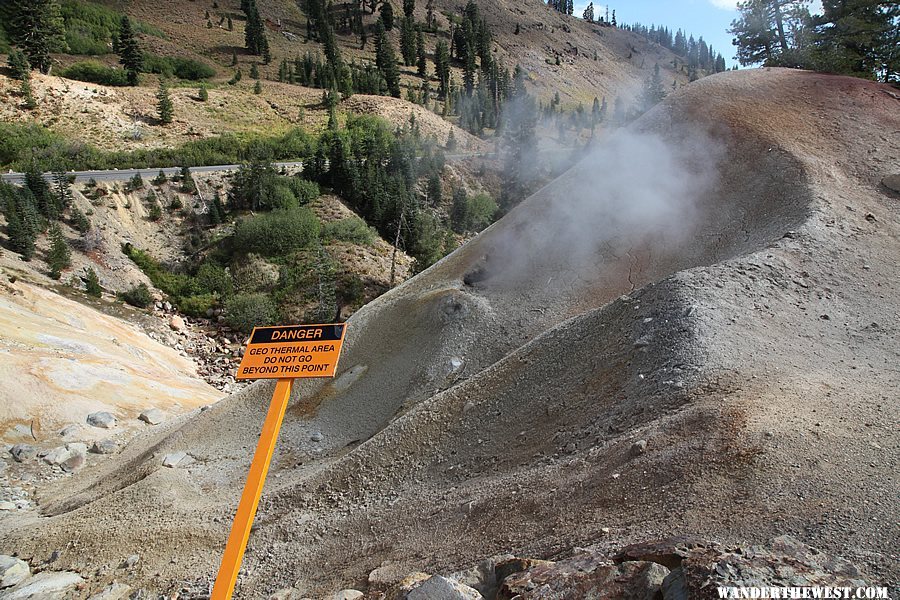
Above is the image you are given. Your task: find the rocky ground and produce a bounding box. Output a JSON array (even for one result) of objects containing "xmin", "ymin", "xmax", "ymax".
[{"xmin": 0, "ymin": 69, "xmax": 897, "ymax": 599}]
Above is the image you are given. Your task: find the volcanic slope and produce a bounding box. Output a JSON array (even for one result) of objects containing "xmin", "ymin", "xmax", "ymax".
[{"xmin": 2, "ymin": 68, "xmax": 897, "ymax": 597}]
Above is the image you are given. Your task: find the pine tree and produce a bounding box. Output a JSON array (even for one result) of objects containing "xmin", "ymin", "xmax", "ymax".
[
  {"xmin": 199, "ymin": 85, "xmax": 209, "ymax": 101},
  {"xmin": 157, "ymin": 80, "xmax": 174, "ymax": 124},
  {"xmin": 403, "ymin": 0, "xmax": 415, "ymax": 18},
  {"xmin": 228, "ymin": 15, "xmax": 234, "ymax": 30},
  {"xmin": 450, "ymin": 187, "xmax": 468, "ymax": 232},
  {"xmin": 21, "ymin": 76, "xmax": 37, "ymax": 110},
  {"xmin": 25, "ymin": 161, "xmax": 53, "ymax": 220},
  {"xmin": 46, "ymin": 223, "xmax": 71, "ymax": 280},
  {"xmin": 401, "ymin": 17, "xmax": 417, "ymax": 66},
  {"xmin": 180, "ymin": 166, "xmax": 195, "ymax": 193},
  {"xmin": 9, "ymin": 0, "xmax": 65, "ymax": 74},
  {"xmin": 250, "ymin": 62, "xmax": 260, "ymax": 79},
  {"xmin": 583, "ymin": 2, "xmax": 594, "ymax": 22},
  {"xmin": 117, "ymin": 16, "xmax": 143, "ymax": 86},
  {"xmin": 4, "ymin": 201, "xmax": 35, "ymax": 261},
  {"xmin": 84, "ymin": 267, "xmax": 102, "ymax": 297},
  {"xmin": 813, "ymin": 0, "xmax": 899, "ymax": 82},
  {"xmin": 52, "ymin": 170, "xmax": 72, "ymax": 214},
  {"xmin": 375, "ymin": 20, "xmax": 401, "ymax": 97},
  {"xmin": 434, "ymin": 40, "xmax": 451, "ymax": 97},
  {"xmin": 7, "ymin": 50, "xmax": 31, "ymax": 80},
  {"xmin": 254, "ymin": 79, "xmax": 262, "ymax": 94},
  {"xmin": 445, "ymin": 128, "xmax": 457, "ymax": 151},
  {"xmin": 380, "ymin": 2, "xmax": 394, "ymax": 30},
  {"xmin": 70, "ymin": 206, "xmax": 91, "ymax": 233},
  {"xmin": 208, "ymin": 194, "xmax": 222, "ymax": 225},
  {"xmin": 231, "ymin": 50, "xmax": 238, "ymax": 66},
  {"xmin": 212, "ymin": 192, "xmax": 228, "ymax": 222},
  {"xmin": 416, "ymin": 30, "xmax": 428, "ymax": 77},
  {"xmin": 244, "ymin": 0, "xmax": 270, "ymax": 56}
]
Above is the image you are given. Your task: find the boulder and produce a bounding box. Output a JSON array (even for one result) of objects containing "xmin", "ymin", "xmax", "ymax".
[
  {"xmin": 120, "ymin": 555, "xmax": 140, "ymax": 570},
  {"xmin": 169, "ymin": 316, "xmax": 185, "ymax": 331},
  {"xmin": 58, "ymin": 424, "xmax": 82, "ymax": 439},
  {"xmin": 138, "ymin": 409, "xmax": 165, "ymax": 425},
  {"xmin": 405, "ymin": 576, "xmax": 482, "ymax": 600},
  {"xmin": 670, "ymin": 535, "xmax": 868, "ymax": 593},
  {"xmin": 2, "ymin": 571, "xmax": 84, "ymax": 599},
  {"xmin": 612, "ymin": 536, "xmax": 708, "ymax": 570},
  {"xmin": 0, "ymin": 555, "xmax": 30, "ymax": 588},
  {"xmin": 61, "ymin": 453, "xmax": 85, "ymax": 473},
  {"xmin": 162, "ymin": 452, "xmax": 190, "ymax": 468},
  {"xmin": 368, "ymin": 564, "xmax": 413, "ymax": 592},
  {"xmin": 42, "ymin": 444, "xmax": 87, "ymax": 471},
  {"xmin": 9, "ymin": 444, "xmax": 37, "ymax": 463},
  {"xmin": 450, "ymin": 555, "xmax": 514, "ymax": 599},
  {"xmin": 87, "ymin": 412, "xmax": 117, "ymax": 429},
  {"xmin": 498, "ymin": 554, "xmax": 668, "ymax": 600},
  {"xmin": 90, "ymin": 439, "xmax": 119, "ymax": 455},
  {"xmin": 383, "ymin": 573, "xmax": 431, "ymax": 599},
  {"xmin": 630, "ymin": 439, "xmax": 648, "ymax": 456},
  {"xmin": 494, "ymin": 557, "xmax": 554, "ymax": 585},
  {"xmin": 41, "ymin": 446, "xmax": 71, "ymax": 466}
]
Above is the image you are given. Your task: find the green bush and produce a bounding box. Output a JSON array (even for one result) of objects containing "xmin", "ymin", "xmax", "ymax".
[
  {"xmin": 177, "ymin": 293, "xmax": 217, "ymax": 317},
  {"xmin": 120, "ymin": 283, "xmax": 152, "ymax": 308},
  {"xmin": 226, "ymin": 293, "xmax": 277, "ymax": 333},
  {"xmin": 60, "ymin": 61, "xmax": 130, "ymax": 86},
  {"xmin": 85, "ymin": 267, "xmax": 102, "ymax": 297},
  {"xmin": 142, "ymin": 53, "xmax": 216, "ymax": 80},
  {"xmin": 0, "ymin": 124, "xmax": 317, "ymax": 172},
  {"xmin": 0, "ymin": 123, "xmax": 64, "ymax": 167},
  {"xmin": 56, "ymin": 0, "xmax": 164, "ymax": 56},
  {"xmin": 147, "ymin": 202, "xmax": 162, "ymax": 221},
  {"xmin": 287, "ymin": 178, "xmax": 319, "ymax": 205},
  {"xmin": 194, "ymin": 262, "xmax": 232, "ymax": 296},
  {"xmin": 232, "ymin": 209, "xmax": 320, "ymax": 257},
  {"xmin": 321, "ymin": 216, "xmax": 377, "ymax": 245},
  {"xmin": 466, "ymin": 193, "xmax": 497, "ymax": 231},
  {"xmin": 123, "ymin": 244, "xmax": 197, "ymax": 297}
]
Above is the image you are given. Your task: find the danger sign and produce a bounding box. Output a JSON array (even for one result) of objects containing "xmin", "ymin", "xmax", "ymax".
[{"xmin": 236, "ymin": 323, "xmax": 347, "ymax": 380}]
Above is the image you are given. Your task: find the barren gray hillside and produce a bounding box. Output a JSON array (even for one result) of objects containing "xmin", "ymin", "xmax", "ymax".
[{"xmin": 1, "ymin": 68, "xmax": 897, "ymax": 598}]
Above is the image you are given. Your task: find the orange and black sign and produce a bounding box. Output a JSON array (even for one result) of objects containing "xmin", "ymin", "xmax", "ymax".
[{"xmin": 236, "ymin": 324, "xmax": 347, "ymax": 380}]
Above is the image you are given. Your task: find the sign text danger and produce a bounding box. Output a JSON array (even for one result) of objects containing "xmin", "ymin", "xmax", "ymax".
[{"xmin": 236, "ymin": 324, "xmax": 347, "ymax": 380}]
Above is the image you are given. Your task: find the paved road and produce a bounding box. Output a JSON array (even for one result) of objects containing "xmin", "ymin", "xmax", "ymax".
[
  {"xmin": 0, "ymin": 153, "xmax": 494, "ymax": 186},
  {"xmin": 0, "ymin": 162, "xmax": 306, "ymax": 186}
]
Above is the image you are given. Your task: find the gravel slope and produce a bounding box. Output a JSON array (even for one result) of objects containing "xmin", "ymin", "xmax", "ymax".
[{"xmin": 1, "ymin": 68, "xmax": 897, "ymax": 598}]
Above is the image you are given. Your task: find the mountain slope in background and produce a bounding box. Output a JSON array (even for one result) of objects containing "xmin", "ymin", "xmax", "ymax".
[{"xmin": 2, "ymin": 68, "xmax": 896, "ymax": 597}]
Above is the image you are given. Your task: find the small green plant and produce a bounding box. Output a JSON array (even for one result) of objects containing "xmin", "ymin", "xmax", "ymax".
[
  {"xmin": 152, "ymin": 170, "xmax": 167, "ymax": 185},
  {"xmin": 120, "ymin": 282, "xmax": 153, "ymax": 308},
  {"xmin": 225, "ymin": 293, "xmax": 276, "ymax": 333},
  {"xmin": 198, "ymin": 85, "xmax": 208, "ymax": 101},
  {"xmin": 148, "ymin": 202, "xmax": 162, "ymax": 221},
  {"xmin": 170, "ymin": 197, "xmax": 184, "ymax": 210},
  {"xmin": 228, "ymin": 69, "xmax": 242, "ymax": 85},
  {"xmin": 84, "ymin": 267, "xmax": 102, "ymax": 297},
  {"xmin": 126, "ymin": 173, "xmax": 144, "ymax": 192},
  {"xmin": 321, "ymin": 217, "xmax": 377, "ymax": 245},
  {"xmin": 70, "ymin": 207, "xmax": 91, "ymax": 232}
]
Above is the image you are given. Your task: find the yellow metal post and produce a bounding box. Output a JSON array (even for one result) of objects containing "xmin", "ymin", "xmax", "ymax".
[{"xmin": 211, "ymin": 378, "xmax": 294, "ymax": 600}]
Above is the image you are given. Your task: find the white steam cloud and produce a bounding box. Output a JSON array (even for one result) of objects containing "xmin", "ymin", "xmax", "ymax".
[{"xmin": 472, "ymin": 126, "xmax": 724, "ymax": 294}]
